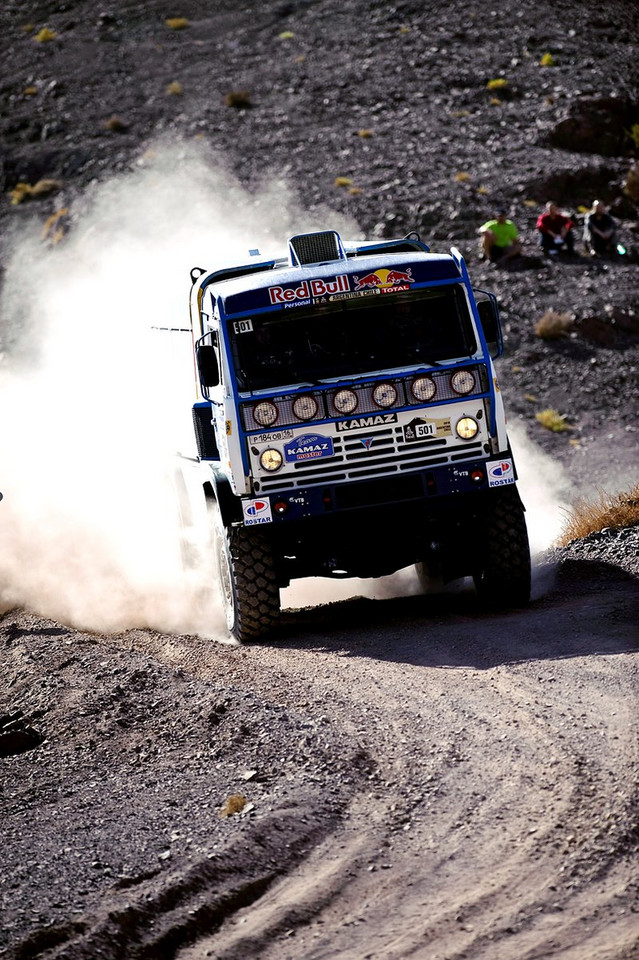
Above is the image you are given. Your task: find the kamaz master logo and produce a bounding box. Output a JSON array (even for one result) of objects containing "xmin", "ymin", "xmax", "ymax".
[
  {"xmin": 284, "ymin": 434, "xmax": 334, "ymax": 463},
  {"xmin": 336, "ymin": 413, "xmax": 398, "ymax": 432}
]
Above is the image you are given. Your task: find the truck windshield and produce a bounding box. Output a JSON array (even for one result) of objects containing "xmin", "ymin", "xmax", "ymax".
[{"xmin": 228, "ymin": 284, "xmax": 477, "ymax": 391}]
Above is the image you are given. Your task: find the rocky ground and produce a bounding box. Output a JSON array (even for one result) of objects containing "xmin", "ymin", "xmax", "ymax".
[{"xmin": 1, "ymin": 1, "xmax": 638, "ymax": 958}]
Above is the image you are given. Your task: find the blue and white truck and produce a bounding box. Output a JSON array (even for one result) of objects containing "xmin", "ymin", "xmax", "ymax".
[{"xmin": 189, "ymin": 229, "xmax": 530, "ymax": 641}]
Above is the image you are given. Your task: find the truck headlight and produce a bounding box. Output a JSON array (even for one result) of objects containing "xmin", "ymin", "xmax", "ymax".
[
  {"xmin": 333, "ymin": 388, "xmax": 358, "ymax": 414},
  {"xmin": 456, "ymin": 416, "xmax": 479, "ymax": 439},
  {"xmin": 372, "ymin": 382, "xmax": 398, "ymax": 408},
  {"xmin": 450, "ymin": 369, "xmax": 476, "ymax": 395},
  {"xmin": 293, "ymin": 394, "xmax": 318, "ymax": 421},
  {"xmin": 411, "ymin": 376, "xmax": 436, "ymax": 402},
  {"xmin": 253, "ymin": 401, "xmax": 278, "ymax": 427},
  {"xmin": 259, "ymin": 448, "xmax": 283, "ymax": 471}
]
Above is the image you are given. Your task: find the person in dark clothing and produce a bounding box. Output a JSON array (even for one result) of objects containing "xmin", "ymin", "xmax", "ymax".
[
  {"xmin": 583, "ymin": 200, "xmax": 617, "ymax": 256},
  {"xmin": 536, "ymin": 202, "xmax": 575, "ymax": 256}
]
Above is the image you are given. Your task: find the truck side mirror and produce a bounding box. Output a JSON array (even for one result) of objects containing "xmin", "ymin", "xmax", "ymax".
[
  {"xmin": 197, "ymin": 344, "xmax": 220, "ymax": 387},
  {"xmin": 475, "ymin": 294, "xmax": 503, "ymax": 359}
]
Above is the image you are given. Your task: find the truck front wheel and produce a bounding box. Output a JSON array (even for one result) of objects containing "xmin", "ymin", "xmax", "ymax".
[
  {"xmin": 210, "ymin": 503, "xmax": 280, "ymax": 642},
  {"xmin": 473, "ymin": 488, "xmax": 531, "ymax": 608}
]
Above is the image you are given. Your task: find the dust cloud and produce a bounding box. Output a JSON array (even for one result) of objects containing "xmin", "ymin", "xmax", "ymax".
[
  {"xmin": 0, "ymin": 145, "xmax": 568, "ymax": 635},
  {"xmin": 0, "ymin": 141, "xmax": 355, "ymax": 636}
]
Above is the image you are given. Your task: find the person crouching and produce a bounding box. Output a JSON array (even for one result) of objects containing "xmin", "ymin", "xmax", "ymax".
[
  {"xmin": 583, "ymin": 200, "xmax": 617, "ymax": 256},
  {"xmin": 479, "ymin": 210, "xmax": 522, "ymax": 263},
  {"xmin": 537, "ymin": 201, "xmax": 576, "ymax": 256}
]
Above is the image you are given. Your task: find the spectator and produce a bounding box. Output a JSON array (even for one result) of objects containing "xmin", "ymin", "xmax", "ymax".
[
  {"xmin": 536, "ymin": 201, "xmax": 575, "ymax": 256},
  {"xmin": 478, "ymin": 210, "xmax": 522, "ymax": 263},
  {"xmin": 583, "ymin": 200, "xmax": 617, "ymax": 256}
]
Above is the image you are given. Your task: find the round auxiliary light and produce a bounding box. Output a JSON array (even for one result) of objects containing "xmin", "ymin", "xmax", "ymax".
[
  {"xmin": 411, "ymin": 376, "xmax": 436, "ymax": 402},
  {"xmin": 259, "ymin": 448, "xmax": 283, "ymax": 472},
  {"xmin": 450, "ymin": 369, "xmax": 476, "ymax": 395},
  {"xmin": 253, "ymin": 400, "xmax": 278, "ymax": 427},
  {"xmin": 333, "ymin": 388, "xmax": 358, "ymax": 415},
  {"xmin": 292, "ymin": 394, "xmax": 318, "ymax": 421},
  {"xmin": 372, "ymin": 382, "xmax": 398, "ymax": 409},
  {"xmin": 456, "ymin": 416, "xmax": 479, "ymax": 440}
]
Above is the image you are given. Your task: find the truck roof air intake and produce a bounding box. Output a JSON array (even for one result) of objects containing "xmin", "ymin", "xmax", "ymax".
[{"xmin": 288, "ymin": 231, "xmax": 347, "ymax": 266}]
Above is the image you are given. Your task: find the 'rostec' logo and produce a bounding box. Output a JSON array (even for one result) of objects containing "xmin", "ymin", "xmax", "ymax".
[
  {"xmin": 245, "ymin": 500, "xmax": 269, "ymax": 517},
  {"xmin": 487, "ymin": 459, "xmax": 515, "ymax": 487},
  {"xmin": 243, "ymin": 498, "xmax": 273, "ymax": 526}
]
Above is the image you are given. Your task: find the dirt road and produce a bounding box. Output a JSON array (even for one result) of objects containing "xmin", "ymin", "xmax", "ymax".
[{"xmin": 3, "ymin": 555, "xmax": 638, "ymax": 960}]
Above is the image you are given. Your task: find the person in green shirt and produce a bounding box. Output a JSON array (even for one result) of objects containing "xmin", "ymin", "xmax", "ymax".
[{"xmin": 479, "ymin": 210, "xmax": 522, "ymax": 263}]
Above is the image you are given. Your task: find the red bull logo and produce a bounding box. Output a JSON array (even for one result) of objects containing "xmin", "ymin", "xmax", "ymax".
[
  {"xmin": 269, "ymin": 275, "xmax": 349, "ymax": 304},
  {"xmin": 353, "ymin": 267, "xmax": 414, "ymax": 291}
]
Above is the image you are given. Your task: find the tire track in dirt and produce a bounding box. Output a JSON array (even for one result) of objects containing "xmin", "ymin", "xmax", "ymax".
[{"xmin": 103, "ymin": 573, "xmax": 639, "ymax": 959}]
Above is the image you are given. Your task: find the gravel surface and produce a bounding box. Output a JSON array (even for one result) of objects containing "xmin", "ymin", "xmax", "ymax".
[{"xmin": 1, "ymin": 1, "xmax": 638, "ymax": 958}]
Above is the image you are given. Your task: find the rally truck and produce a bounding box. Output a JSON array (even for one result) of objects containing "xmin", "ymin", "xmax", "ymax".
[{"xmin": 188, "ymin": 229, "xmax": 530, "ymax": 641}]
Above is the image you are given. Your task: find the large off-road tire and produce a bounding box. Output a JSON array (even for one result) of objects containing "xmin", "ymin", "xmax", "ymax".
[
  {"xmin": 473, "ymin": 488, "xmax": 531, "ymax": 608},
  {"xmin": 211, "ymin": 503, "xmax": 280, "ymax": 643}
]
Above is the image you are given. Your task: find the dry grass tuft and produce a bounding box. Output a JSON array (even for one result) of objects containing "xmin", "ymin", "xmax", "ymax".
[
  {"xmin": 33, "ymin": 27, "xmax": 57, "ymax": 42},
  {"xmin": 534, "ymin": 309, "xmax": 572, "ymax": 339},
  {"xmin": 165, "ymin": 17, "xmax": 189, "ymax": 30},
  {"xmin": 166, "ymin": 81, "xmax": 183, "ymax": 95},
  {"xmin": 535, "ymin": 408, "xmax": 572, "ymax": 432},
  {"xmin": 104, "ymin": 115, "xmax": 128, "ymax": 132},
  {"xmin": 9, "ymin": 179, "xmax": 62, "ymax": 204},
  {"xmin": 555, "ymin": 482, "xmax": 639, "ymax": 546},
  {"xmin": 454, "ymin": 171, "xmax": 471, "ymax": 182},
  {"xmin": 334, "ymin": 176, "xmax": 353, "ymax": 187},
  {"xmin": 224, "ymin": 90, "xmax": 251, "ymax": 108},
  {"xmin": 219, "ymin": 793, "xmax": 247, "ymax": 817},
  {"xmin": 624, "ymin": 162, "xmax": 639, "ymax": 203},
  {"xmin": 42, "ymin": 207, "xmax": 69, "ymax": 244}
]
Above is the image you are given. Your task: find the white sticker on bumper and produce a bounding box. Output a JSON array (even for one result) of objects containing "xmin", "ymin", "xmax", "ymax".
[
  {"xmin": 487, "ymin": 459, "xmax": 515, "ymax": 487},
  {"xmin": 243, "ymin": 498, "xmax": 273, "ymax": 525}
]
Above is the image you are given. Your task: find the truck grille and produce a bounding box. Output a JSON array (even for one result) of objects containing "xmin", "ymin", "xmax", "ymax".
[{"xmin": 254, "ymin": 412, "xmax": 487, "ymax": 493}]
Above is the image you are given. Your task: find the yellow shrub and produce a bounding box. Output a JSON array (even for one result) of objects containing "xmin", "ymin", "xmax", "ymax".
[
  {"xmin": 334, "ymin": 176, "xmax": 353, "ymax": 187},
  {"xmin": 535, "ymin": 408, "xmax": 572, "ymax": 432},
  {"xmin": 165, "ymin": 17, "xmax": 189, "ymax": 29},
  {"xmin": 33, "ymin": 27, "xmax": 57, "ymax": 42},
  {"xmin": 539, "ymin": 52, "xmax": 556, "ymax": 66},
  {"xmin": 626, "ymin": 123, "xmax": 639, "ymax": 148},
  {"xmin": 9, "ymin": 179, "xmax": 62, "ymax": 204},
  {"xmin": 486, "ymin": 78, "xmax": 508, "ymax": 90}
]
